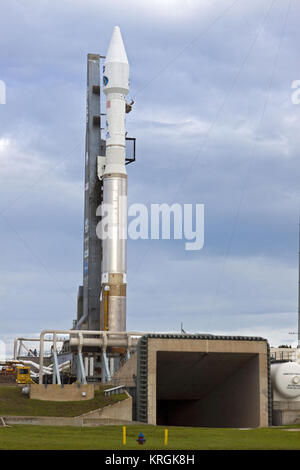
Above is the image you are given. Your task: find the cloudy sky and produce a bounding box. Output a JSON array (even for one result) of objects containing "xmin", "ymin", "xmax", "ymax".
[{"xmin": 0, "ymin": 0, "xmax": 299, "ymax": 355}]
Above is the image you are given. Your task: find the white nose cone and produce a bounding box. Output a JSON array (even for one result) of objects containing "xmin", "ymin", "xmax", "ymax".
[
  {"xmin": 103, "ymin": 26, "xmax": 129, "ymax": 95},
  {"xmin": 106, "ymin": 26, "xmax": 128, "ymax": 64}
]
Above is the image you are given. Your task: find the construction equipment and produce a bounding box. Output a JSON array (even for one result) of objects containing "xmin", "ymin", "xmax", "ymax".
[
  {"xmin": 1, "ymin": 366, "xmax": 16, "ymax": 375},
  {"xmin": 16, "ymin": 366, "xmax": 34, "ymax": 385}
]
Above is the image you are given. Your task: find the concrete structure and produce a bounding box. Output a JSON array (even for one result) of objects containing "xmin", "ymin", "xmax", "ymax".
[
  {"xmin": 270, "ymin": 347, "xmax": 297, "ymax": 362},
  {"xmin": 108, "ymin": 352, "xmax": 137, "ymax": 387},
  {"xmin": 136, "ymin": 335, "xmax": 271, "ymax": 428},
  {"xmin": 3, "ymin": 391, "xmax": 133, "ymax": 426},
  {"xmin": 272, "ymin": 401, "xmax": 300, "ymax": 425},
  {"xmin": 30, "ymin": 383, "xmax": 94, "ymax": 401},
  {"xmin": 80, "ymin": 390, "xmax": 132, "ymax": 424}
]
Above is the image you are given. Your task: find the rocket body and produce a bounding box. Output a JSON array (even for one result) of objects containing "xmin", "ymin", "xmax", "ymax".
[{"xmin": 101, "ymin": 27, "xmax": 129, "ymax": 332}]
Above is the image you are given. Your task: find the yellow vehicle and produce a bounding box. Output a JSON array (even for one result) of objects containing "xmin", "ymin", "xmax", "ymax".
[
  {"xmin": 1, "ymin": 366, "xmax": 16, "ymax": 375},
  {"xmin": 16, "ymin": 366, "xmax": 34, "ymax": 384}
]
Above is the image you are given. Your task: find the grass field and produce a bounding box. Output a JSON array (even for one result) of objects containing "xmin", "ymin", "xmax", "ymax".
[
  {"xmin": 1, "ymin": 424, "xmax": 300, "ymax": 450},
  {"xmin": 1, "ymin": 386, "xmax": 300, "ymax": 450},
  {"xmin": 0, "ymin": 386, "xmax": 127, "ymax": 417}
]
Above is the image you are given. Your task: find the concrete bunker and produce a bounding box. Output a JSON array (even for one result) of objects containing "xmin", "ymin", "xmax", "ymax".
[{"xmin": 137, "ymin": 335, "xmax": 270, "ymax": 428}]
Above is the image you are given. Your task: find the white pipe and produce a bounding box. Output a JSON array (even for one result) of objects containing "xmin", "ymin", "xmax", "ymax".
[
  {"xmin": 21, "ymin": 343, "xmax": 31, "ymax": 355},
  {"xmin": 75, "ymin": 313, "xmax": 88, "ymax": 329},
  {"xmin": 89, "ymin": 357, "xmax": 94, "ymax": 377},
  {"xmin": 53, "ymin": 333, "xmax": 57, "ymax": 354},
  {"xmin": 69, "ymin": 337, "xmax": 140, "ymax": 348},
  {"xmin": 14, "ymin": 337, "xmax": 64, "ymax": 360},
  {"xmin": 35, "ymin": 329, "xmax": 157, "ymax": 383},
  {"xmin": 8, "ymin": 359, "xmax": 70, "ymax": 380},
  {"xmin": 13, "ymin": 339, "xmax": 18, "ymax": 360},
  {"xmin": 78, "ymin": 331, "xmax": 84, "ymax": 353},
  {"xmin": 17, "ymin": 340, "xmax": 22, "ymax": 357},
  {"xmin": 84, "ymin": 357, "xmax": 89, "ymax": 376}
]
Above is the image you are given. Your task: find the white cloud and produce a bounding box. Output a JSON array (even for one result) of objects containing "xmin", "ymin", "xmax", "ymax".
[{"xmin": 0, "ymin": 135, "xmax": 83, "ymax": 215}]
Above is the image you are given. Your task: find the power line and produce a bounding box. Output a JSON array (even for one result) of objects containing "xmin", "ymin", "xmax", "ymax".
[
  {"xmin": 209, "ymin": 0, "xmax": 293, "ymax": 324},
  {"xmin": 132, "ymin": 0, "xmax": 241, "ymax": 99},
  {"xmin": 0, "ymin": 141, "xmax": 82, "ymax": 216},
  {"xmin": 130, "ymin": 0, "xmax": 278, "ymax": 284},
  {"xmin": 0, "ymin": 212, "xmax": 74, "ymax": 302}
]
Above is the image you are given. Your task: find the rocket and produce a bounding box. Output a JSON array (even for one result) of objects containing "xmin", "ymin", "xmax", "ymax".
[{"xmin": 100, "ymin": 26, "xmax": 129, "ymax": 333}]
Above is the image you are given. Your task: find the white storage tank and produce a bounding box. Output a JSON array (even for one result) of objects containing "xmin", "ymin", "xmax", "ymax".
[{"xmin": 271, "ymin": 362, "xmax": 300, "ymax": 400}]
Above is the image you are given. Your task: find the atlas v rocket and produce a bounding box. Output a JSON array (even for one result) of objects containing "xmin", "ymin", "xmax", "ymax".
[{"xmin": 100, "ymin": 26, "xmax": 129, "ymax": 333}]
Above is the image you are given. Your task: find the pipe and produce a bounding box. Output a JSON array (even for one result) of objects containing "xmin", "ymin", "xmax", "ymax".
[
  {"xmin": 103, "ymin": 330, "xmax": 108, "ymax": 354},
  {"xmin": 127, "ymin": 333, "xmax": 132, "ymax": 359},
  {"xmin": 89, "ymin": 357, "xmax": 94, "ymax": 377},
  {"xmin": 84, "ymin": 357, "xmax": 89, "ymax": 376},
  {"xmin": 35, "ymin": 329, "xmax": 157, "ymax": 383},
  {"xmin": 17, "ymin": 340, "xmax": 22, "ymax": 358},
  {"xmin": 7, "ymin": 359, "xmax": 70, "ymax": 379},
  {"xmin": 75, "ymin": 312, "xmax": 88, "ymax": 330},
  {"xmin": 39, "ymin": 333, "xmax": 45, "ymax": 384},
  {"xmin": 14, "ymin": 337, "xmax": 63, "ymax": 360},
  {"xmin": 78, "ymin": 331, "xmax": 84, "ymax": 353},
  {"xmin": 69, "ymin": 337, "xmax": 139, "ymax": 348},
  {"xmin": 53, "ymin": 333, "xmax": 57, "ymax": 354},
  {"xmin": 104, "ymin": 286, "xmax": 110, "ymax": 331},
  {"xmin": 13, "ymin": 339, "xmax": 17, "ymax": 360}
]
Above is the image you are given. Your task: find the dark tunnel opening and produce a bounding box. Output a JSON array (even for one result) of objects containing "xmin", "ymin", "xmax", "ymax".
[{"xmin": 156, "ymin": 351, "xmax": 260, "ymax": 428}]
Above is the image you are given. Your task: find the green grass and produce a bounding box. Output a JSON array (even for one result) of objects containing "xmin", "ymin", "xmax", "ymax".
[
  {"xmin": 1, "ymin": 424, "xmax": 300, "ymax": 450},
  {"xmin": 0, "ymin": 386, "xmax": 127, "ymax": 417}
]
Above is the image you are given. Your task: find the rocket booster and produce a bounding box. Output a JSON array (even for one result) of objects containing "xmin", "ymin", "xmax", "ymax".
[{"xmin": 101, "ymin": 26, "xmax": 129, "ymax": 333}]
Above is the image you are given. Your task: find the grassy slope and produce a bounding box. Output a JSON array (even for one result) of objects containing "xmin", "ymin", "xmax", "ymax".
[
  {"xmin": 1, "ymin": 424, "xmax": 300, "ymax": 450},
  {"xmin": 0, "ymin": 386, "xmax": 127, "ymax": 417}
]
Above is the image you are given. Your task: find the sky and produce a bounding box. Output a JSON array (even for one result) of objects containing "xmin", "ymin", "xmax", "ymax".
[{"xmin": 0, "ymin": 0, "xmax": 299, "ymax": 356}]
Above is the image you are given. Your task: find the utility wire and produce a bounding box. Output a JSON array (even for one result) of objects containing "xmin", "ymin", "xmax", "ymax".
[
  {"xmin": 208, "ymin": 0, "xmax": 292, "ymax": 326},
  {"xmin": 130, "ymin": 0, "xmax": 278, "ymax": 284},
  {"xmin": 0, "ymin": 141, "xmax": 83, "ymax": 301},
  {"xmin": 1, "ymin": 1, "xmax": 243, "ymax": 303},
  {"xmin": 0, "ymin": 140, "xmax": 82, "ymax": 215},
  {"xmin": 0, "ymin": 212, "xmax": 74, "ymax": 302},
  {"xmin": 167, "ymin": 0, "xmax": 278, "ymax": 209},
  {"xmin": 132, "ymin": 0, "xmax": 241, "ymax": 99}
]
